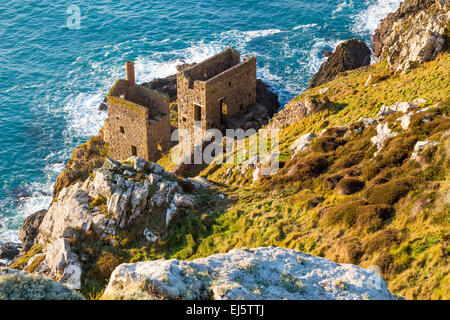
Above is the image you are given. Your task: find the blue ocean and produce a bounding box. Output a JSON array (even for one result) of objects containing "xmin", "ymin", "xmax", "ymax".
[{"xmin": 0, "ymin": 0, "xmax": 402, "ymax": 243}]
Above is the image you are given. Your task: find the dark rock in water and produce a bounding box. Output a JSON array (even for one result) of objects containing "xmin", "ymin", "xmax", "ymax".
[
  {"xmin": 308, "ymin": 39, "xmax": 371, "ymax": 89},
  {"xmin": 256, "ymin": 79, "xmax": 280, "ymax": 117},
  {"xmin": 0, "ymin": 261, "xmax": 5, "ymax": 267},
  {"xmin": 19, "ymin": 209, "xmax": 46, "ymax": 252},
  {"xmin": 323, "ymin": 50, "xmax": 333, "ymax": 58},
  {"xmin": 373, "ymin": 0, "xmax": 435, "ymax": 57},
  {"xmin": 98, "ymin": 102, "xmax": 107, "ymax": 111},
  {"xmin": 0, "ymin": 242, "xmax": 21, "ymax": 260},
  {"xmin": 98, "ymin": 97, "xmax": 107, "ymax": 111},
  {"xmin": 11, "ymin": 186, "xmax": 31, "ymax": 200}
]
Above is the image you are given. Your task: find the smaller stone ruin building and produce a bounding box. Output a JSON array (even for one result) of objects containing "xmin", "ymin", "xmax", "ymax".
[{"xmin": 104, "ymin": 61, "xmax": 171, "ymax": 162}]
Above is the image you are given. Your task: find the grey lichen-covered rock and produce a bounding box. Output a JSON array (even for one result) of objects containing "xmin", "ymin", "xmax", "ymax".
[
  {"xmin": 38, "ymin": 157, "xmax": 197, "ymax": 243},
  {"xmin": 35, "ymin": 238, "xmax": 82, "ymax": 290},
  {"xmin": 38, "ymin": 182, "xmax": 91, "ymax": 245},
  {"xmin": 103, "ymin": 247, "xmax": 394, "ymax": 300},
  {"xmin": 0, "ymin": 268, "xmax": 84, "ymax": 300},
  {"xmin": 377, "ymin": 102, "xmax": 419, "ymax": 117},
  {"xmin": 371, "ymin": 123, "xmax": 399, "ymax": 156},
  {"xmin": 411, "ymin": 140, "xmax": 440, "ymax": 160},
  {"xmin": 374, "ymin": 0, "xmax": 450, "ymax": 73},
  {"xmin": 31, "ymin": 157, "xmax": 199, "ymax": 290},
  {"xmin": 289, "ymin": 132, "xmax": 316, "ymax": 158}
]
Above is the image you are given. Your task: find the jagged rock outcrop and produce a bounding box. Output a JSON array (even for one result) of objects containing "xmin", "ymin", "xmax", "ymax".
[
  {"xmin": 374, "ymin": 0, "xmax": 436, "ymax": 57},
  {"xmin": 41, "ymin": 157, "xmax": 199, "ymax": 244},
  {"xmin": 53, "ymin": 135, "xmax": 108, "ymax": 198},
  {"xmin": 103, "ymin": 247, "xmax": 394, "ymax": 300},
  {"xmin": 307, "ymin": 39, "xmax": 371, "ymax": 89},
  {"xmin": 23, "ymin": 157, "xmax": 205, "ymax": 289},
  {"xmin": 19, "ymin": 209, "xmax": 46, "ymax": 252},
  {"xmin": 374, "ymin": 0, "xmax": 450, "ymax": 73}
]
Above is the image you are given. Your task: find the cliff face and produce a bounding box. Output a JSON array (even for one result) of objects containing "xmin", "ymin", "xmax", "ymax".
[
  {"xmin": 13, "ymin": 156, "xmax": 216, "ymax": 292},
  {"xmin": 307, "ymin": 39, "xmax": 371, "ymax": 89},
  {"xmin": 373, "ymin": 0, "xmax": 449, "ymax": 72},
  {"xmin": 53, "ymin": 135, "xmax": 108, "ymax": 198}
]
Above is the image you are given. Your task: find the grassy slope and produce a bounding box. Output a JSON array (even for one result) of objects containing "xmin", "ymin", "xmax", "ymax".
[
  {"xmin": 167, "ymin": 53, "xmax": 449, "ymax": 299},
  {"xmin": 65, "ymin": 53, "xmax": 448, "ymax": 299}
]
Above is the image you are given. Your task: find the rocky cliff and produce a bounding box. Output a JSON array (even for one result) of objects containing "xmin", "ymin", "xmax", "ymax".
[
  {"xmin": 8, "ymin": 156, "xmax": 216, "ymax": 292},
  {"xmin": 307, "ymin": 39, "xmax": 371, "ymax": 89},
  {"xmin": 373, "ymin": 0, "xmax": 449, "ymax": 72}
]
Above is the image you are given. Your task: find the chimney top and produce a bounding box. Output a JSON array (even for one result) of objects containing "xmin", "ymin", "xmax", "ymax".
[{"xmin": 126, "ymin": 61, "xmax": 135, "ymax": 87}]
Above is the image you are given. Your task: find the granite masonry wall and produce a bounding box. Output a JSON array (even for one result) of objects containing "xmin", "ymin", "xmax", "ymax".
[{"xmin": 104, "ymin": 79, "xmax": 170, "ymax": 161}]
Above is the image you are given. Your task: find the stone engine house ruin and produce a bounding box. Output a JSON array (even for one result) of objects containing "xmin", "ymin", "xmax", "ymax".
[
  {"xmin": 104, "ymin": 47, "xmax": 257, "ymax": 163},
  {"xmin": 104, "ymin": 61, "xmax": 171, "ymax": 162},
  {"xmin": 177, "ymin": 47, "xmax": 257, "ymax": 151}
]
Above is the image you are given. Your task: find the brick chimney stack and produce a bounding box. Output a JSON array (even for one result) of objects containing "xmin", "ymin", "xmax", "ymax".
[{"xmin": 126, "ymin": 61, "xmax": 135, "ymax": 87}]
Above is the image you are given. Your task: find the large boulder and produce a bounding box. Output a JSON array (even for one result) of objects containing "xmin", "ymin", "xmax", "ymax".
[
  {"xmin": 35, "ymin": 238, "xmax": 82, "ymax": 290},
  {"xmin": 19, "ymin": 209, "xmax": 46, "ymax": 252},
  {"xmin": 103, "ymin": 247, "xmax": 394, "ymax": 300},
  {"xmin": 0, "ymin": 242, "xmax": 20, "ymax": 261},
  {"xmin": 308, "ymin": 39, "xmax": 371, "ymax": 89}
]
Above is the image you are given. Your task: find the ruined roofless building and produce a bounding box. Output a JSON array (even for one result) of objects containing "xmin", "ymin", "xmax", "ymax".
[
  {"xmin": 177, "ymin": 47, "xmax": 257, "ymax": 152},
  {"xmin": 104, "ymin": 61, "xmax": 171, "ymax": 162}
]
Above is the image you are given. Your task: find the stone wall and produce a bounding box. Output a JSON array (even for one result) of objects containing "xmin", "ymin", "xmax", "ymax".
[
  {"xmin": 147, "ymin": 113, "xmax": 171, "ymax": 161},
  {"xmin": 182, "ymin": 47, "xmax": 240, "ymax": 84},
  {"xmin": 204, "ymin": 56, "xmax": 257, "ymax": 127},
  {"xmin": 104, "ymin": 79, "xmax": 171, "ymax": 161},
  {"xmin": 104, "ymin": 95, "xmax": 150, "ymax": 160}
]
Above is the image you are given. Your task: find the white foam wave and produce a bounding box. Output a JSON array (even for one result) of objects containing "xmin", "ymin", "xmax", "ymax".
[
  {"xmin": 242, "ymin": 29, "xmax": 284, "ymax": 39},
  {"xmin": 332, "ymin": 0, "xmax": 353, "ymax": 16},
  {"xmin": 135, "ymin": 43, "xmax": 224, "ymax": 83},
  {"xmin": 307, "ymin": 38, "xmax": 343, "ymax": 75},
  {"xmin": 63, "ymin": 91, "xmax": 107, "ymax": 138},
  {"xmin": 0, "ymin": 181, "xmax": 52, "ymax": 244},
  {"xmin": 219, "ymin": 28, "xmax": 284, "ymax": 52},
  {"xmin": 292, "ymin": 24, "xmax": 318, "ymax": 31},
  {"xmin": 352, "ymin": 0, "xmax": 402, "ymax": 35}
]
